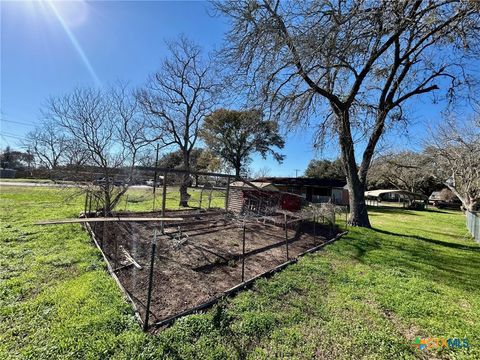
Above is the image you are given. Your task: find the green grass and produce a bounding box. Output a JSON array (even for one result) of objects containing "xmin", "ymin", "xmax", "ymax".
[
  {"xmin": 119, "ymin": 187, "xmax": 225, "ymax": 212},
  {"xmin": 1, "ymin": 186, "xmax": 479, "ymax": 359}
]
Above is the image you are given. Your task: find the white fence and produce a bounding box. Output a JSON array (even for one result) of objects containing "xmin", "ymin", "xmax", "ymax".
[{"xmin": 466, "ymin": 211, "xmax": 480, "ymax": 243}]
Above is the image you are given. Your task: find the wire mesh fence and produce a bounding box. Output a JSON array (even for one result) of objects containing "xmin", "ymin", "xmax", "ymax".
[
  {"xmin": 85, "ymin": 209, "xmax": 341, "ymax": 330},
  {"xmin": 36, "ymin": 166, "xmax": 348, "ymax": 331}
]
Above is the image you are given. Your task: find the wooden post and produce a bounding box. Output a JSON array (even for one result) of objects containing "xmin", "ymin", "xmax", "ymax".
[
  {"xmin": 284, "ymin": 213, "xmax": 289, "ymax": 260},
  {"xmin": 331, "ymin": 212, "xmax": 335, "ymax": 235},
  {"xmin": 242, "ymin": 220, "xmax": 246, "ymax": 282},
  {"xmin": 143, "ymin": 229, "xmax": 157, "ymax": 332},
  {"xmin": 199, "ymin": 188, "xmax": 204, "ymax": 210},
  {"xmin": 313, "ymin": 215, "xmax": 316, "ymax": 243},
  {"xmin": 224, "ymin": 176, "xmax": 231, "ymax": 212},
  {"xmin": 101, "ymin": 204, "xmax": 106, "ymax": 250},
  {"xmin": 84, "ymin": 192, "xmax": 88, "ymax": 215},
  {"xmin": 152, "ymin": 143, "xmax": 160, "ymax": 211},
  {"xmin": 88, "ymin": 192, "xmax": 92, "ymax": 214},
  {"xmin": 207, "ymin": 189, "xmax": 213, "ymax": 209}
]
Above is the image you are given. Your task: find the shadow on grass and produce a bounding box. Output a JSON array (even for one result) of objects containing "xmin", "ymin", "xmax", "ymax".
[
  {"xmin": 345, "ymin": 226, "xmax": 480, "ymax": 292},
  {"xmin": 330, "ymin": 217, "xmax": 480, "ymax": 292},
  {"xmin": 425, "ymin": 208, "xmax": 456, "ymax": 214},
  {"xmin": 368, "ymin": 206, "xmax": 461, "ymax": 216},
  {"xmin": 372, "ymin": 228, "xmax": 480, "ymax": 252}
]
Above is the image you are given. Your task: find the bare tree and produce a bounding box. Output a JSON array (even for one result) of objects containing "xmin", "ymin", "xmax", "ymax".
[
  {"xmin": 367, "ymin": 151, "xmax": 438, "ymax": 194},
  {"xmin": 111, "ymin": 82, "xmax": 153, "ymax": 179},
  {"xmin": 253, "ymin": 166, "xmax": 272, "ymax": 179},
  {"xmin": 215, "ymin": 0, "xmax": 479, "ymax": 227},
  {"xmin": 24, "ymin": 121, "xmax": 68, "ymax": 170},
  {"xmin": 44, "ymin": 86, "xmax": 151, "ymax": 213},
  {"xmin": 426, "ymin": 116, "xmax": 480, "ymax": 212},
  {"xmin": 137, "ymin": 35, "xmax": 222, "ymax": 207},
  {"xmin": 63, "ymin": 141, "xmax": 89, "ymax": 169}
]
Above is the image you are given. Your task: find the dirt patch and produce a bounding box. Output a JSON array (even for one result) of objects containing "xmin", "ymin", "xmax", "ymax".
[{"xmin": 88, "ymin": 209, "xmax": 336, "ymax": 328}]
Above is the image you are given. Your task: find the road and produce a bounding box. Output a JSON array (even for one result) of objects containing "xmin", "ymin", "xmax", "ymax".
[{"xmin": 0, "ymin": 181, "xmax": 151, "ymax": 189}]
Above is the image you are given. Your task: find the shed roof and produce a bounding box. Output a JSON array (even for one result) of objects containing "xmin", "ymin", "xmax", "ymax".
[{"xmin": 229, "ymin": 181, "xmax": 279, "ymax": 192}]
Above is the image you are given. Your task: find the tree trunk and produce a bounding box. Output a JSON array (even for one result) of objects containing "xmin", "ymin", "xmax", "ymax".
[
  {"xmin": 444, "ymin": 183, "xmax": 477, "ymax": 213},
  {"xmin": 347, "ymin": 178, "xmax": 371, "ymax": 227},
  {"xmin": 336, "ymin": 109, "xmax": 371, "ymax": 228},
  {"xmin": 179, "ymin": 150, "xmax": 190, "ymax": 207},
  {"xmin": 103, "ymin": 188, "xmax": 111, "ymax": 215}
]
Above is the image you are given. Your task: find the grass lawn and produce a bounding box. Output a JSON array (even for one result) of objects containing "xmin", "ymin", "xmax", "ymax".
[
  {"xmin": 1, "ymin": 186, "xmax": 479, "ymax": 359},
  {"xmin": 119, "ymin": 186, "xmax": 226, "ymax": 212}
]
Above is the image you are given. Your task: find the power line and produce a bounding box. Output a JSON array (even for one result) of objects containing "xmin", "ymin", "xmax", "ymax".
[
  {"xmin": 0, "ymin": 134, "xmax": 11, "ymax": 144},
  {"xmin": 0, "ymin": 118, "xmax": 35, "ymax": 127},
  {"xmin": 0, "ymin": 132, "xmax": 27, "ymax": 140}
]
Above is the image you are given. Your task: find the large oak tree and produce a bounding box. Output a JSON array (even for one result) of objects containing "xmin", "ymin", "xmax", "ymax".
[
  {"xmin": 201, "ymin": 109, "xmax": 285, "ymax": 177},
  {"xmin": 215, "ymin": 0, "xmax": 479, "ymax": 227},
  {"xmin": 305, "ymin": 158, "xmax": 345, "ymax": 180}
]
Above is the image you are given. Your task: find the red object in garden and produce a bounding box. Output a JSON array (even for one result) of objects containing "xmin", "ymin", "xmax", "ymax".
[{"xmin": 280, "ymin": 193, "xmax": 302, "ymax": 212}]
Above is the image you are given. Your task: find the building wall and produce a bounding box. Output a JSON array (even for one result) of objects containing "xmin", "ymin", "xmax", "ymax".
[
  {"xmin": 227, "ymin": 188, "xmax": 244, "ymax": 213},
  {"xmin": 0, "ymin": 169, "xmax": 17, "ymax": 178}
]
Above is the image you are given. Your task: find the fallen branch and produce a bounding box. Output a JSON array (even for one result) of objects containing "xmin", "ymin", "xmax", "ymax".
[{"xmin": 120, "ymin": 245, "xmax": 142, "ymax": 269}]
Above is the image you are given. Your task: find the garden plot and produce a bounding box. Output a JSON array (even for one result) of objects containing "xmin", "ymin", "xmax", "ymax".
[{"xmin": 87, "ymin": 209, "xmax": 336, "ymax": 330}]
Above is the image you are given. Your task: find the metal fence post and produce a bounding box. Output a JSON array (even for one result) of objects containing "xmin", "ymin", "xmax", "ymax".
[
  {"xmin": 152, "ymin": 143, "xmax": 160, "ymax": 211},
  {"xmin": 143, "ymin": 229, "xmax": 157, "ymax": 331},
  {"xmin": 161, "ymin": 171, "xmax": 167, "ymax": 234},
  {"xmin": 284, "ymin": 213, "xmax": 289, "ymax": 260},
  {"xmin": 242, "ymin": 220, "xmax": 246, "ymax": 282}
]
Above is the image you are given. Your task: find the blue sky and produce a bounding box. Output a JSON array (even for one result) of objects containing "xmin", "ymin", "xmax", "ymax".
[{"xmin": 0, "ymin": 0, "xmax": 448, "ymax": 176}]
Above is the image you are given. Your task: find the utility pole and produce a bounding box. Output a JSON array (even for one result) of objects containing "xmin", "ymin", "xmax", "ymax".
[{"xmin": 294, "ymin": 169, "xmax": 300, "ymax": 178}]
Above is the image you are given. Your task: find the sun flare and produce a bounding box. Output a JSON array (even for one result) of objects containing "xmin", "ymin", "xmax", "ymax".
[{"xmin": 11, "ymin": 0, "xmax": 100, "ymax": 85}]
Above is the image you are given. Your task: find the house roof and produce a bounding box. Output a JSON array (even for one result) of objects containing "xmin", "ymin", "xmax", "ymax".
[{"xmin": 255, "ymin": 177, "xmax": 347, "ymax": 188}]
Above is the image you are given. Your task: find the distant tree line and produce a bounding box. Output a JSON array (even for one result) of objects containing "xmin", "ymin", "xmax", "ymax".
[{"xmin": 0, "ymin": 146, "xmax": 33, "ymax": 170}]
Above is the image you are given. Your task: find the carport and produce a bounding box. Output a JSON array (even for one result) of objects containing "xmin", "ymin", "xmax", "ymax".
[{"xmin": 364, "ymin": 189, "xmax": 428, "ymax": 209}]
